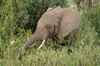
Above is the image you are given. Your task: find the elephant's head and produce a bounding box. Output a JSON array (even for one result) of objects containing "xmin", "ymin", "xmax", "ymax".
[{"xmin": 15, "ymin": 6, "xmax": 81, "ymax": 55}]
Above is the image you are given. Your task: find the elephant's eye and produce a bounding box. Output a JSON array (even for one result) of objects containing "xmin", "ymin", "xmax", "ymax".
[{"xmin": 46, "ymin": 24, "xmax": 51, "ymax": 28}]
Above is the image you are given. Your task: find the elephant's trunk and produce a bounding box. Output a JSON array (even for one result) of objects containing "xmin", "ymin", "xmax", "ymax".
[{"xmin": 15, "ymin": 30, "xmax": 42, "ymax": 55}]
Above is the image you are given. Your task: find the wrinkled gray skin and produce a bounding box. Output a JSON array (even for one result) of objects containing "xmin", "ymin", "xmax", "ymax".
[{"xmin": 15, "ymin": 6, "xmax": 81, "ymax": 56}]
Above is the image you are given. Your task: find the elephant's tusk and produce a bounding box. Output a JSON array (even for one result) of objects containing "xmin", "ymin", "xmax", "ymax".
[
  {"xmin": 38, "ymin": 39, "xmax": 45, "ymax": 49},
  {"xmin": 30, "ymin": 42, "xmax": 37, "ymax": 48}
]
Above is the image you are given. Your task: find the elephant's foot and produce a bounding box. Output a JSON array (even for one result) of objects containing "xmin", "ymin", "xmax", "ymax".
[
  {"xmin": 67, "ymin": 46, "xmax": 72, "ymax": 54},
  {"xmin": 18, "ymin": 54, "xmax": 22, "ymax": 59},
  {"xmin": 53, "ymin": 44, "xmax": 72, "ymax": 54}
]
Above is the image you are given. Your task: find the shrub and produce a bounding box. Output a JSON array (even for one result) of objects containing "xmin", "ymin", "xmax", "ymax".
[{"xmin": 83, "ymin": 3, "xmax": 100, "ymax": 37}]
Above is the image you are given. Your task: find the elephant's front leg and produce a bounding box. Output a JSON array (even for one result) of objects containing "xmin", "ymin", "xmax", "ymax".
[
  {"xmin": 52, "ymin": 36, "xmax": 69, "ymax": 51},
  {"xmin": 53, "ymin": 31, "xmax": 75, "ymax": 53},
  {"xmin": 64, "ymin": 30, "xmax": 75, "ymax": 53},
  {"xmin": 52, "ymin": 38, "xmax": 72, "ymax": 53}
]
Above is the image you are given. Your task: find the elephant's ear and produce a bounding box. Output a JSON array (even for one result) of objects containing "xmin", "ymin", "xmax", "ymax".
[{"xmin": 58, "ymin": 7, "xmax": 81, "ymax": 38}]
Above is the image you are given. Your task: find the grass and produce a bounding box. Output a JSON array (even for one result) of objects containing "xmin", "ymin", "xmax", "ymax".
[
  {"xmin": 0, "ymin": 22, "xmax": 100, "ymax": 66},
  {"xmin": 0, "ymin": 44, "xmax": 100, "ymax": 66}
]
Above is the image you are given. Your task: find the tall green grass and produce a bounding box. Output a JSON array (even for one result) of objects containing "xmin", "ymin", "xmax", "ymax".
[{"xmin": 0, "ymin": 17, "xmax": 100, "ymax": 66}]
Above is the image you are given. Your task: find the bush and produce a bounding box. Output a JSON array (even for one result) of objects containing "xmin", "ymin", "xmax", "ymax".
[{"xmin": 83, "ymin": 4, "xmax": 100, "ymax": 37}]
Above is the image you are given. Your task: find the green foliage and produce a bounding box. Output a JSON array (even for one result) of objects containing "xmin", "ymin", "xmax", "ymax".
[
  {"xmin": 0, "ymin": 0, "xmax": 29, "ymax": 35},
  {"xmin": 83, "ymin": 4, "xmax": 100, "ymax": 37},
  {"xmin": 0, "ymin": 43, "xmax": 100, "ymax": 66},
  {"xmin": 0, "ymin": 0, "xmax": 100, "ymax": 66}
]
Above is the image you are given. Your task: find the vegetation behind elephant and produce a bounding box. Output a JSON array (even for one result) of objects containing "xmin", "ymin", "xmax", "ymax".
[
  {"xmin": 76, "ymin": 0, "xmax": 98, "ymax": 11},
  {"xmin": 15, "ymin": 6, "xmax": 81, "ymax": 56}
]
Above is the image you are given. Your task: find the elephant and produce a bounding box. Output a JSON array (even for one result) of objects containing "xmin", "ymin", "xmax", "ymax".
[{"xmin": 15, "ymin": 6, "xmax": 81, "ymax": 56}]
